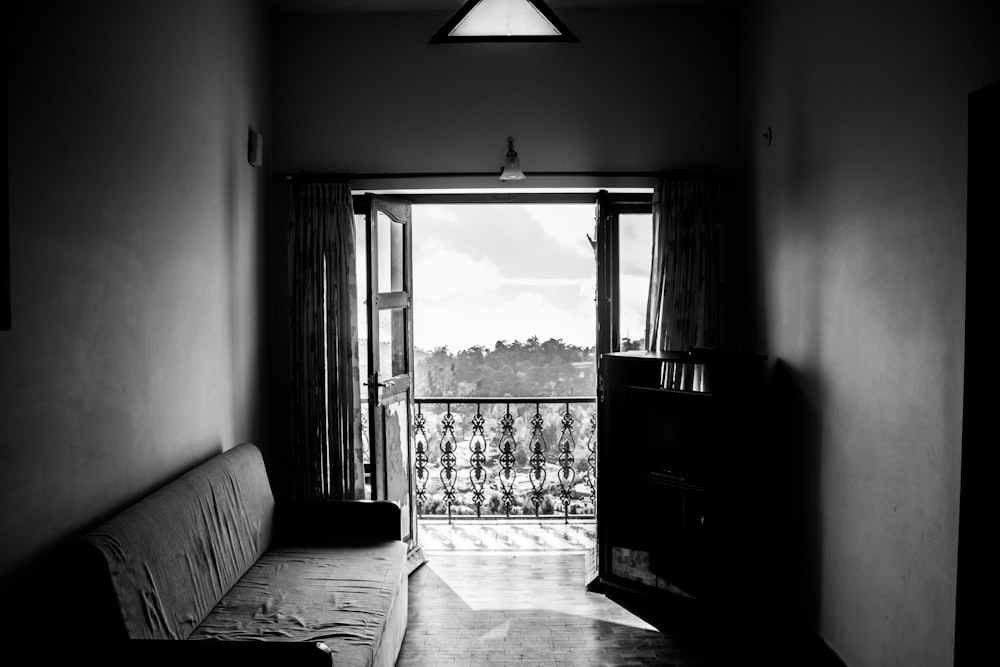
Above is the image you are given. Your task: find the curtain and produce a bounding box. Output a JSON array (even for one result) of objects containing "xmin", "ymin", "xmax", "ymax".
[
  {"xmin": 288, "ymin": 182, "xmax": 364, "ymax": 500},
  {"xmin": 645, "ymin": 177, "xmax": 725, "ymax": 354}
]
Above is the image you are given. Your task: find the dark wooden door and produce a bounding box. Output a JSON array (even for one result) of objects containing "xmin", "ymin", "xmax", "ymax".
[{"xmin": 363, "ymin": 194, "xmax": 424, "ymax": 569}]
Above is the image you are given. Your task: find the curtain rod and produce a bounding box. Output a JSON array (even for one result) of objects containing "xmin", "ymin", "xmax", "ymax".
[{"xmin": 278, "ymin": 170, "xmax": 731, "ymax": 183}]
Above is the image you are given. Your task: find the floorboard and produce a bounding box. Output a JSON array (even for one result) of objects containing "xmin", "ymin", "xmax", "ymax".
[
  {"xmin": 397, "ymin": 521, "xmax": 841, "ymax": 666},
  {"xmin": 397, "ymin": 551, "xmax": 715, "ymax": 666}
]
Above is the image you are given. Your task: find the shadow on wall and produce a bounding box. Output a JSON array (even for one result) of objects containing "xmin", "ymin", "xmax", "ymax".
[
  {"xmin": 765, "ymin": 359, "xmax": 824, "ymax": 634},
  {"xmin": 0, "ymin": 441, "xmax": 231, "ymax": 642}
]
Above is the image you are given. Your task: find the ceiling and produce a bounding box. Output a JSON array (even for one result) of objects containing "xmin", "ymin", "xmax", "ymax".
[{"xmin": 268, "ymin": 1, "xmax": 728, "ymax": 14}]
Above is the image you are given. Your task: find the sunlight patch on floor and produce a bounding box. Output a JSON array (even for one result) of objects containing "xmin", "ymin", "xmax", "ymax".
[{"xmin": 423, "ymin": 553, "xmax": 658, "ymax": 632}]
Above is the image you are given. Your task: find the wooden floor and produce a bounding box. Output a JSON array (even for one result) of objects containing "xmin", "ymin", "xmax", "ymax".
[
  {"xmin": 396, "ymin": 551, "xmax": 709, "ymax": 666},
  {"xmin": 396, "ymin": 523, "xmax": 841, "ymax": 666}
]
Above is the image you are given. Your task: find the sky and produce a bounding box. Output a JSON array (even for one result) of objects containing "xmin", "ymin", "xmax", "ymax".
[
  {"xmin": 354, "ymin": 201, "xmax": 652, "ymax": 355},
  {"xmin": 406, "ymin": 203, "xmax": 651, "ymax": 353}
]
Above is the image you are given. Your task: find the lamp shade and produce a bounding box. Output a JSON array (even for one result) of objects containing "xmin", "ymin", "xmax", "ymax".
[{"xmin": 499, "ymin": 136, "xmax": 526, "ymax": 181}]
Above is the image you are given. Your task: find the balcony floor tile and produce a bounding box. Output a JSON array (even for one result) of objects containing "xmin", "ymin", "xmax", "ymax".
[{"xmin": 418, "ymin": 518, "xmax": 596, "ymax": 553}]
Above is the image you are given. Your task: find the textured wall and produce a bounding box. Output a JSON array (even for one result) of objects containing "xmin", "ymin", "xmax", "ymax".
[
  {"xmin": 741, "ymin": 1, "xmax": 997, "ymax": 664},
  {"xmin": 272, "ymin": 7, "xmax": 739, "ymax": 181},
  {"xmin": 0, "ymin": 0, "xmax": 271, "ymax": 596}
]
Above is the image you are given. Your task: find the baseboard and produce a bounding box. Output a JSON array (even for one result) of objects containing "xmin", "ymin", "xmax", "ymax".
[
  {"xmin": 760, "ymin": 615, "xmax": 847, "ymax": 667},
  {"xmin": 802, "ymin": 626, "xmax": 847, "ymax": 667}
]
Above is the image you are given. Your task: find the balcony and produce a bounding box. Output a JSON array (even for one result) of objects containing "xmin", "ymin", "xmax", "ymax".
[{"xmin": 412, "ymin": 396, "xmax": 597, "ymax": 524}]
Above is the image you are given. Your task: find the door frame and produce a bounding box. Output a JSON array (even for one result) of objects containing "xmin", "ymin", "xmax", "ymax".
[
  {"xmin": 955, "ymin": 79, "xmax": 999, "ymax": 666},
  {"xmin": 352, "ymin": 188, "xmax": 652, "ymax": 578}
]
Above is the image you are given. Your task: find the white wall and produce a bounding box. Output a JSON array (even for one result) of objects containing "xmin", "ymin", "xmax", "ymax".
[
  {"xmin": 0, "ymin": 0, "xmax": 272, "ymax": 599},
  {"xmin": 273, "ymin": 7, "xmax": 739, "ymax": 180},
  {"xmin": 741, "ymin": 1, "xmax": 997, "ymax": 664}
]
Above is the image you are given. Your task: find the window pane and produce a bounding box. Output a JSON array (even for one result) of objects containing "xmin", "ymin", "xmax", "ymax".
[
  {"xmin": 450, "ymin": 0, "xmax": 561, "ymax": 37},
  {"xmin": 355, "ymin": 214, "xmax": 369, "ymax": 383},
  {"xmin": 618, "ymin": 213, "xmax": 652, "ymax": 351},
  {"xmin": 377, "ymin": 211, "xmax": 405, "ymax": 293},
  {"xmin": 379, "ymin": 307, "xmax": 408, "ymax": 379}
]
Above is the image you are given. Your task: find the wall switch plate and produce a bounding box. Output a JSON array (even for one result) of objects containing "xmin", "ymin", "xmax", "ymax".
[{"xmin": 248, "ymin": 127, "xmax": 263, "ymax": 167}]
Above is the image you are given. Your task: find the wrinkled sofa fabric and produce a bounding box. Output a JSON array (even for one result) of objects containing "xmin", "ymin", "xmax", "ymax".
[{"xmin": 76, "ymin": 443, "xmax": 407, "ymax": 666}]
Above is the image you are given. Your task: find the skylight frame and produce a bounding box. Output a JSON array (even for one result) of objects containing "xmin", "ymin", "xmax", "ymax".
[{"xmin": 430, "ymin": 0, "xmax": 579, "ymax": 44}]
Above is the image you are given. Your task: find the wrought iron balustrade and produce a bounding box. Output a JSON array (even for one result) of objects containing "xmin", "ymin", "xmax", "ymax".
[{"xmin": 413, "ymin": 397, "xmax": 597, "ymax": 522}]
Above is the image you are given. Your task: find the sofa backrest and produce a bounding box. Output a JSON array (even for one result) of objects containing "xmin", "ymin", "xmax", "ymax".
[{"xmin": 79, "ymin": 443, "xmax": 275, "ymax": 640}]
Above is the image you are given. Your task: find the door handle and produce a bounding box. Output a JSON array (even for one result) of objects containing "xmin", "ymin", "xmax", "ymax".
[{"xmin": 363, "ymin": 380, "xmax": 396, "ymax": 388}]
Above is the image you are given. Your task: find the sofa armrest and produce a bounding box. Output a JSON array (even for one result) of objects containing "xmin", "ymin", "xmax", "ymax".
[
  {"xmin": 274, "ymin": 499, "xmax": 403, "ymax": 545},
  {"xmin": 105, "ymin": 638, "xmax": 334, "ymax": 666}
]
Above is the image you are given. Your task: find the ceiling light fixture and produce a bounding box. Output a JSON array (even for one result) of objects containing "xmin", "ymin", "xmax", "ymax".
[
  {"xmin": 431, "ymin": 0, "xmax": 577, "ymax": 43},
  {"xmin": 499, "ymin": 136, "xmax": 527, "ymax": 181}
]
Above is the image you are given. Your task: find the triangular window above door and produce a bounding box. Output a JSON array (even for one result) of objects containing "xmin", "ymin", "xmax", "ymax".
[{"xmin": 430, "ymin": 0, "xmax": 578, "ymax": 43}]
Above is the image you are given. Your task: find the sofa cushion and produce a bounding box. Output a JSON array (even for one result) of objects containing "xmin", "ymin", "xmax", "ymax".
[
  {"xmin": 189, "ymin": 542, "xmax": 407, "ymax": 665},
  {"xmin": 80, "ymin": 444, "xmax": 275, "ymax": 639}
]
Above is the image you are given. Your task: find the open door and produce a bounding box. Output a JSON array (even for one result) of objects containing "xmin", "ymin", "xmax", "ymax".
[
  {"xmin": 589, "ymin": 190, "xmax": 617, "ymax": 589},
  {"xmin": 592, "ymin": 189, "xmax": 654, "ymax": 591},
  {"xmin": 362, "ymin": 194, "xmax": 425, "ymax": 572}
]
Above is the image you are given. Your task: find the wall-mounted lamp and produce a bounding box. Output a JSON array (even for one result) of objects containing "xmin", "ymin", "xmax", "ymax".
[{"xmin": 499, "ymin": 136, "xmax": 526, "ymax": 181}]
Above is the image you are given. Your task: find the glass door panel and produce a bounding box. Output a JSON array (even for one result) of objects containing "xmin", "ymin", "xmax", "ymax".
[
  {"xmin": 378, "ymin": 212, "xmax": 406, "ymax": 292},
  {"xmin": 617, "ymin": 213, "xmax": 653, "ymax": 350},
  {"xmin": 378, "ymin": 307, "xmax": 409, "ymax": 380}
]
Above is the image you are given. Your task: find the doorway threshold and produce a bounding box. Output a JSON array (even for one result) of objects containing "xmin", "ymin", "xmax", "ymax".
[{"xmin": 419, "ymin": 516, "xmax": 595, "ymax": 554}]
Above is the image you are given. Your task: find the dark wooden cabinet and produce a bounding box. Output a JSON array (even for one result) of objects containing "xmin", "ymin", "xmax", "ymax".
[{"xmin": 595, "ymin": 350, "xmax": 766, "ymax": 603}]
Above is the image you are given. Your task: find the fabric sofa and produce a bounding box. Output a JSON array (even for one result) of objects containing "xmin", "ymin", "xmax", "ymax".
[{"xmin": 73, "ymin": 442, "xmax": 407, "ymax": 666}]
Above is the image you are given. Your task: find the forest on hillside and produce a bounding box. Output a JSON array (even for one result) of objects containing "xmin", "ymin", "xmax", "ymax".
[{"xmin": 415, "ymin": 335, "xmax": 597, "ymax": 398}]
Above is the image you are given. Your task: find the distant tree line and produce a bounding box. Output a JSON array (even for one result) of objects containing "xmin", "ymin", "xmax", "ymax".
[{"xmin": 415, "ymin": 335, "xmax": 596, "ymax": 398}]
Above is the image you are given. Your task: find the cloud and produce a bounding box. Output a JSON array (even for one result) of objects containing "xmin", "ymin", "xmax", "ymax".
[
  {"xmin": 619, "ymin": 274, "xmax": 650, "ymax": 342},
  {"xmin": 362, "ymin": 203, "xmax": 650, "ymax": 352},
  {"xmin": 413, "ymin": 204, "xmax": 593, "ymax": 280},
  {"xmin": 618, "ymin": 214, "xmax": 653, "ymax": 277},
  {"xmin": 414, "ymin": 239, "xmax": 505, "ymax": 299},
  {"xmin": 414, "ymin": 288, "xmax": 595, "ymax": 352},
  {"xmin": 414, "ymin": 204, "xmax": 461, "ymax": 225},
  {"xmin": 523, "ymin": 204, "xmax": 595, "ymax": 261}
]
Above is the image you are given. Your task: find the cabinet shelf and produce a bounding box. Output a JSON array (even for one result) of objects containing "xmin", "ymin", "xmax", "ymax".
[
  {"xmin": 596, "ymin": 350, "xmax": 765, "ymax": 603},
  {"xmin": 636, "ymin": 471, "xmax": 705, "ymax": 493},
  {"xmin": 624, "ymin": 385, "xmax": 715, "ymax": 398}
]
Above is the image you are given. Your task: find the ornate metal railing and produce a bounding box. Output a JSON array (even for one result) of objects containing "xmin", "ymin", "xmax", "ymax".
[{"xmin": 413, "ymin": 397, "xmax": 597, "ymax": 523}]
